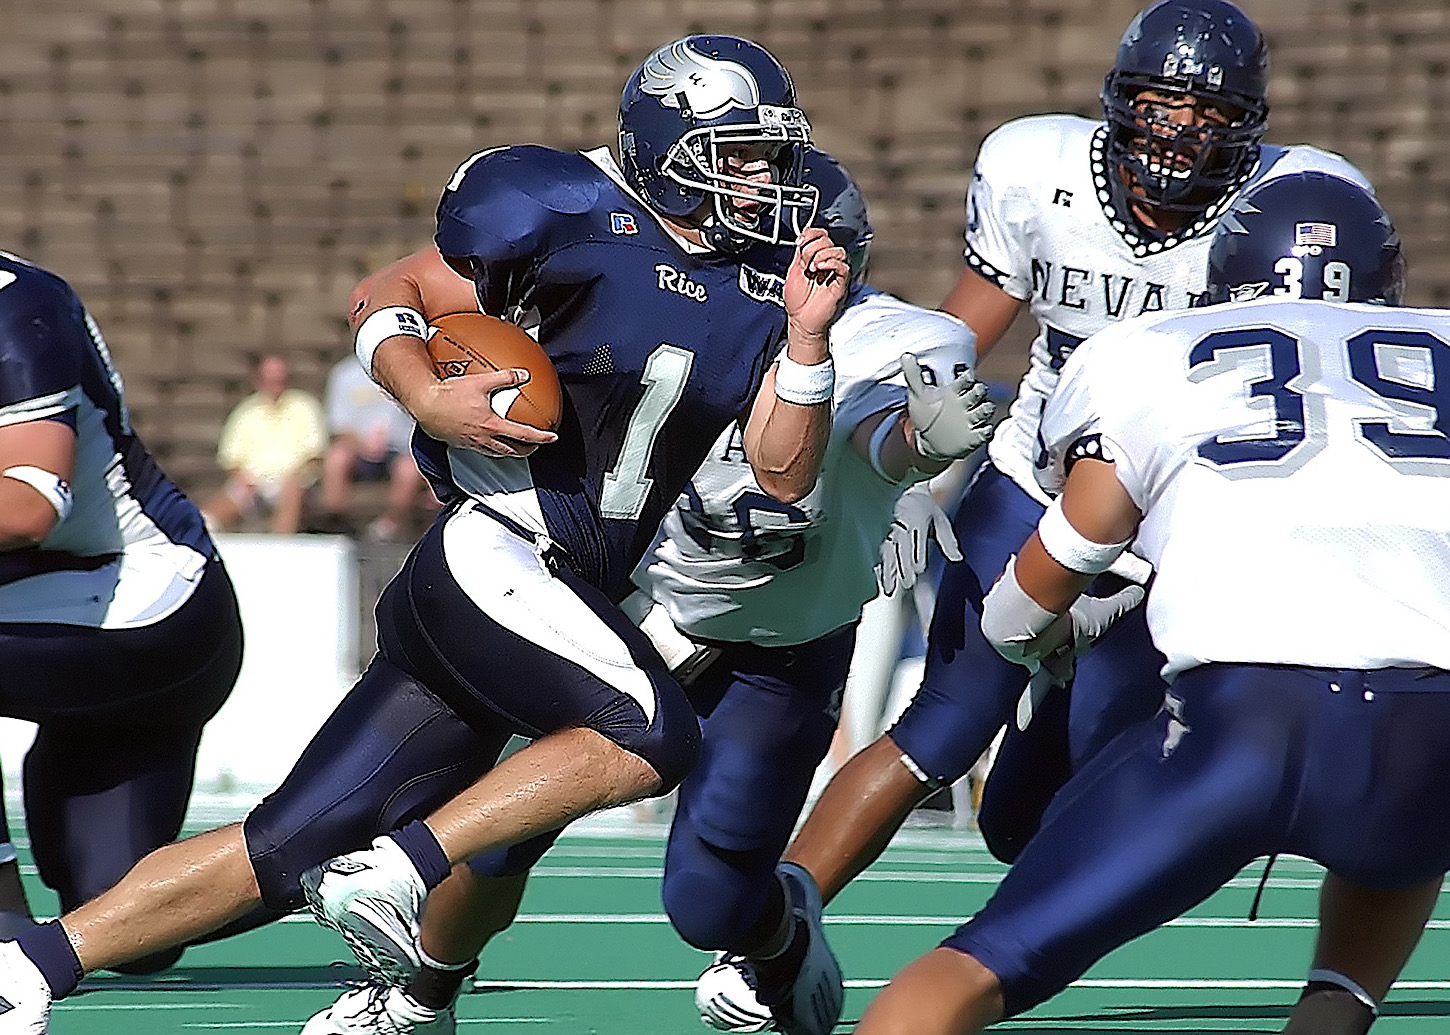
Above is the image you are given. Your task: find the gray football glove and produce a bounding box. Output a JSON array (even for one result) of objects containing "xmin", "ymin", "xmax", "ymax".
[
  {"xmin": 876, "ymin": 486, "xmax": 963, "ymax": 596},
  {"xmin": 901, "ymin": 352, "xmax": 996, "ymax": 462}
]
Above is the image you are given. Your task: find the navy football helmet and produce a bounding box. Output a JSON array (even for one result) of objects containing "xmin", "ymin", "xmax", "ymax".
[
  {"xmin": 618, "ymin": 36, "xmax": 817, "ymax": 253},
  {"xmin": 1203, "ymin": 171, "xmax": 1405, "ymax": 306},
  {"xmin": 804, "ymin": 149, "xmax": 873, "ymax": 283},
  {"xmin": 1102, "ymin": 0, "xmax": 1269, "ymax": 223}
]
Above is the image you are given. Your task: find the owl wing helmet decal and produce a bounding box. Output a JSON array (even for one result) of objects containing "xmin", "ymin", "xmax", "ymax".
[{"xmin": 639, "ymin": 40, "xmax": 762, "ymax": 119}]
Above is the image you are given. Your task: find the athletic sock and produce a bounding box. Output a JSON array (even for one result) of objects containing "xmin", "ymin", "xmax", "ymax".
[
  {"xmin": 16, "ymin": 921, "xmax": 83, "ymax": 999},
  {"xmin": 388, "ymin": 820, "xmax": 451, "ymax": 892},
  {"xmin": 751, "ymin": 914, "xmax": 807, "ymax": 1007},
  {"xmin": 1284, "ymin": 987, "xmax": 1376, "ymax": 1035},
  {"xmin": 407, "ymin": 951, "xmax": 479, "ymax": 1010}
]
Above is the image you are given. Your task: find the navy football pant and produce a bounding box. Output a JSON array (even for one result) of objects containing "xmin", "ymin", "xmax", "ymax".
[
  {"xmin": 662, "ymin": 626, "xmax": 852, "ymax": 951},
  {"xmin": 976, "ymin": 598, "xmax": 1166, "ymax": 862},
  {"xmin": 0, "ymin": 556, "xmax": 241, "ymax": 913},
  {"xmin": 468, "ymin": 625, "xmax": 852, "ymax": 955},
  {"xmin": 246, "ymin": 505, "xmax": 701, "ymax": 910},
  {"xmin": 947, "ymin": 664, "xmax": 1450, "ymax": 1017}
]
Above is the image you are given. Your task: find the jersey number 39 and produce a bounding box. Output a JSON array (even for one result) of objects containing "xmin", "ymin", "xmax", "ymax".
[{"xmin": 1188, "ymin": 326, "xmax": 1450, "ymax": 473}]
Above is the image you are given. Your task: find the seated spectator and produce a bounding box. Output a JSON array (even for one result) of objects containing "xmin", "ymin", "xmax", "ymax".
[
  {"xmin": 202, "ymin": 352, "xmax": 326, "ymax": 534},
  {"xmin": 317, "ymin": 355, "xmax": 430, "ymax": 540}
]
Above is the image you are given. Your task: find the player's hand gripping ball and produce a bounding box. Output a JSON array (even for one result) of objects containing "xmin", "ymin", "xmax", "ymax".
[{"xmin": 426, "ymin": 313, "xmax": 563, "ymax": 432}]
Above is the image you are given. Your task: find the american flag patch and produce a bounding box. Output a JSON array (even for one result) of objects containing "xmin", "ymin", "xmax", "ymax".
[{"xmin": 1295, "ymin": 222, "xmax": 1337, "ymax": 248}]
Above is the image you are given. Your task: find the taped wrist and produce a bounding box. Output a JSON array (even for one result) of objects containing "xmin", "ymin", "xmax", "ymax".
[
  {"xmin": 1037, "ymin": 497, "xmax": 1130, "ymax": 575},
  {"xmin": 774, "ymin": 354, "xmax": 835, "ymax": 405},
  {"xmin": 980, "ymin": 556, "xmax": 1059, "ymax": 665},
  {"xmin": 3, "ymin": 465, "xmax": 73, "ymax": 521},
  {"xmin": 355, "ymin": 305, "xmax": 428, "ymax": 374}
]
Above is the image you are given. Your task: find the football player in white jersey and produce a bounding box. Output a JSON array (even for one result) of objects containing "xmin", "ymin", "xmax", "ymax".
[
  {"xmin": 292, "ymin": 150, "xmax": 996, "ymax": 1035},
  {"xmin": 856, "ymin": 172, "xmax": 1450, "ymax": 1035},
  {"xmin": 783, "ymin": 0, "xmax": 1375, "ymax": 925}
]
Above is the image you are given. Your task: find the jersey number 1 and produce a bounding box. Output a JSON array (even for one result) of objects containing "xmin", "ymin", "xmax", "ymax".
[{"xmin": 601, "ymin": 344, "xmax": 693, "ymax": 520}]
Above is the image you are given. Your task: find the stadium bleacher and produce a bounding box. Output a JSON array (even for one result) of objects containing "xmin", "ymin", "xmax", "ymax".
[{"xmin": 0, "ymin": 0, "xmax": 1446, "ymax": 521}]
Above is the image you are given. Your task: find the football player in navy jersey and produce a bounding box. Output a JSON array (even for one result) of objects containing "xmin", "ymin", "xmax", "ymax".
[
  {"xmin": 856, "ymin": 172, "xmax": 1448, "ymax": 1035},
  {"xmin": 0, "ymin": 34, "xmax": 850, "ymax": 1033},
  {"xmin": 297, "ymin": 150, "xmax": 996, "ymax": 1035},
  {"xmin": 0, "ymin": 254, "xmax": 244, "ymax": 971}
]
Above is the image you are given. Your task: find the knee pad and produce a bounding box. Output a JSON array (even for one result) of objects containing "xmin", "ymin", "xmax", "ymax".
[{"xmin": 662, "ymin": 827, "xmax": 778, "ymax": 952}]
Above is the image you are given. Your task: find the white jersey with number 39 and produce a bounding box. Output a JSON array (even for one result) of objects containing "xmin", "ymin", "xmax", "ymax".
[
  {"xmin": 966, "ymin": 114, "xmax": 1370, "ymax": 504},
  {"xmin": 1039, "ymin": 298, "xmax": 1450, "ymax": 679},
  {"xmin": 634, "ymin": 288, "xmax": 976, "ymax": 647}
]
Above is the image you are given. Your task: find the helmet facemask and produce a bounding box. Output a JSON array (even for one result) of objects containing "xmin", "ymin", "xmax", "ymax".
[
  {"xmin": 661, "ymin": 108, "xmax": 817, "ymax": 252},
  {"xmin": 1103, "ymin": 72, "xmax": 1267, "ymax": 222}
]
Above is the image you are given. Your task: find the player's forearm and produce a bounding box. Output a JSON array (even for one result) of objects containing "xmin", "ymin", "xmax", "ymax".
[
  {"xmin": 744, "ymin": 366, "xmax": 831, "ymax": 504},
  {"xmin": 349, "ymin": 247, "xmax": 478, "ymax": 405}
]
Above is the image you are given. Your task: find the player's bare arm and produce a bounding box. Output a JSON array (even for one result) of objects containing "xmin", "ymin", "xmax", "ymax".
[
  {"xmin": 744, "ymin": 226, "xmax": 849, "ymax": 503},
  {"xmin": 939, "ymin": 266, "xmax": 1023, "ymax": 360},
  {"xmin": 0, "ymin": 419, "xmax": 76, "ymax": 549},
  {"xmin": 349, "ymin": 247, "xmax": 557, "ymax": 458}
]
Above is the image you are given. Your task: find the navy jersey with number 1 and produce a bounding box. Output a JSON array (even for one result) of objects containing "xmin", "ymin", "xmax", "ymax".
[{"xmin": 423, "ymin": 144, "xmax": 793, "ymax": 602}]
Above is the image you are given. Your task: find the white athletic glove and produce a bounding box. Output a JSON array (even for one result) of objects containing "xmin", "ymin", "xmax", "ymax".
[
  {"xmin": 877, "ymin": 486, "xmax": 963, "ymax": 596},
  {"xmin": 901, "ymin": 353, "xmax": 996, "ymax": 462},
  {"xmin": 981, "ymin": 556, "xmax": 1146, "ymax": 686}
]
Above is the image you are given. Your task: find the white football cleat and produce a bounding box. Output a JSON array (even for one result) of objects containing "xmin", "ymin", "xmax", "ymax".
[
  {"xmin": 695, "ymin": 953, "xmax": 773, "ymax": 1032},
  {"xmin": 771, "ymin": 862, "xmax": 843, "ymax": 1035},
  {"xmin": 0, "ymin": 940, "xmax": 53, "ymax": 1034},
  {"xmin": 301, "ymin": 837, "xmax": 426, "ymax": 986},
  {"xmin": 301, "ymin": 983, "xmax": 454, "ymax": 1035}
]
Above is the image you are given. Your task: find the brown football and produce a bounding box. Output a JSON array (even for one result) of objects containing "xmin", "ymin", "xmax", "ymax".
[{"xmin": 426, "ymin": 312, "xmax": 563, "ymax": 432}]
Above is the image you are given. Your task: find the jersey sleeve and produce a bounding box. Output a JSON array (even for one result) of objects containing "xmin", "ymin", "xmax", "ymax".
[
  {"xmin": 1037, "ymin": 320, "xmax": 1169, "ymax": 510},
  {"xmin": 0, "ymin": 272, "xmax": 85, "ymax": 429},
  {"xmin": 832, "ymin": 299, "xmax": 978, "ymax": 455},
  {"xmin": 962, "ymin": 119, "xmax": 1040, "ymax": 301},
  {"xmin": 434, "ymin": 145, "xmax": 603, "ymax": 318}
]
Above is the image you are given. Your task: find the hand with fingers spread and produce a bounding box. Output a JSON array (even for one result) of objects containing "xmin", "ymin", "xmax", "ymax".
[
  {"xmin": 901, "ymin": 352, "xmax": 996, "ymax": 462},
  {"xmin": 877, "ymin": 485, "xmax": 963, "ymax": 596}
]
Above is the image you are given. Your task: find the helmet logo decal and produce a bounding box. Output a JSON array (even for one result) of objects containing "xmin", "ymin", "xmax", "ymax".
[
  {"xmin": 1161, "ymin": 49, "xmax": 1224, "ymax": 88},
  {"xmin": 640, "ymin": 40, "xmax": 760, "ymax": 119},
  {"xmin": 1228, "ymin": 282, "xmax": 1270, "ymax": 302}
]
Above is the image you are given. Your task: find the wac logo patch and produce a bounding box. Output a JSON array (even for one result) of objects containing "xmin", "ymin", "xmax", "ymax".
[{"xmin": 738, "ymin": 265, "xmax": 784, "ymax": 307}]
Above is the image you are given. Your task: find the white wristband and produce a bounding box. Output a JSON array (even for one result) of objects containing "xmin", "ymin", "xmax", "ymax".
[
  {"xmin": 355, "ymin": 306, "xmax": 428, "ymax": 375},
  {"xmin": 2, "ymin": 465, "xmax": 73, "ymax": 521},
  {"xmin": 774, "ymin": 354, "xmax": 835, "ymax": 405},
  {"xmin": 1037, "ymin": 497, "xmax": 1130, "ymax": 575}
]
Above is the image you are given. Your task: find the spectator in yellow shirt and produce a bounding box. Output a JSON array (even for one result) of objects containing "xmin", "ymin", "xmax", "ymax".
[{"xmin": 203, "ymin": 353, "xmax": 326, "ymax": 534}]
